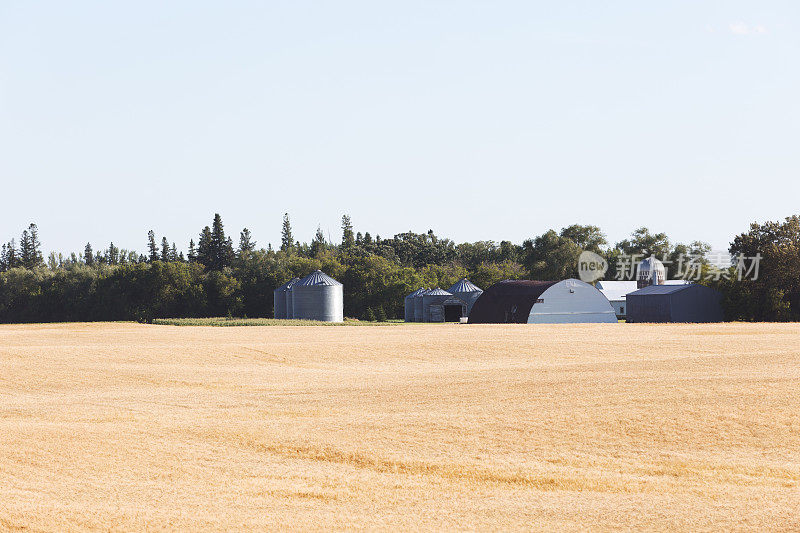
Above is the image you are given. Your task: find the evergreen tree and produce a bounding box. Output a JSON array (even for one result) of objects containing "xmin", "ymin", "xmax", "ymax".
[
  {"xmin": 188, "ymin": 239, "xmax": 197, "ymax": 262},
  {"xmin": 238, "ymin": 228, "xmax": 255, "ymax": 257},
  {"xmin": 108, "ymin": 242, "xmax": 119, "ymax": 265},
  {"xmin": 281, "ymin": 213, "xmax": 294, "ymax": 253},
  {"xmin": 147, "ymin": 230, "xmax": 158, "ymax": 262},
  {"xmin": 341, "ymin": 215, "xmax": 355, "ymax": 248},
  {"xmin": 208, "ymin": 213, "xmax": 233, "ymax": 270},
  {"xmin": 19, "ymin": 223, "xmax": 43, "ymax": 269},
  {"xmin": 197, "ymin": 226, "xmax": 212, "ymax": 266},
  {"xmin": 225, "ymin": 236, "xmax": 235, "ymax": 266},
  {"xmin": 84, "ymin": 243, "xmax": 94, "ymax": 266},
  {"xmin": 375, "ymin": 306, "xmax": 387, "ymax": 322},
  {"xmin": 170, "ymin": 243, "xmax": 178, "ymax": 262},
  {"xmin": 310, "ymin": 226, "xmax": 326, "ymax": 257},
  {"xmin": 0, "ymin": 240, "xmax": 17, "ymax": 271},
  {"xmin": 19, "ymin": 228, "xmax": 32, "ymax": 268},
  {"xmin": 364, "ymin": 307, "xmax": 376, "ymax": 322},
  {"xmin": 161, "ymin": 237, "xmax": 170, "ymax": 262}
]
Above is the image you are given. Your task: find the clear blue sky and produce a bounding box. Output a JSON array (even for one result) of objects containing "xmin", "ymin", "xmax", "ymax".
[{"xmin": 1, "ymin": 1, "xmax": 798, "ymax": 255}]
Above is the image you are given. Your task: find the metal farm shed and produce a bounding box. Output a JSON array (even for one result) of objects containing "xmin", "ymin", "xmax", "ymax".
[
  {"xmin": 404, "ymin": 288, "xmax": 428, "ymax": 322},
  {"xmin": 291, "ymin": 270, "xmax": 344, "ymax": 322},
  {"xmin": 447, "ymin": 278, "xmax": 483, "ymax": 316},
  {"xmin": 626, "ymin": 284, "xmax": 723, "ymax": 323},
  {"xmin": 469, "ymin": 279, "xmax": 617, "ymax": 324},
  {"xmin": 273, "ymin": 277, "xmax": 299, "ymax": 319}
]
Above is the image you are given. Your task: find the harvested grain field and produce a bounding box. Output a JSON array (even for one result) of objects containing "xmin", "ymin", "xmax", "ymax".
[{"xmin": 1, "ymin": 322, "xmax": 799, "ymax": 531}]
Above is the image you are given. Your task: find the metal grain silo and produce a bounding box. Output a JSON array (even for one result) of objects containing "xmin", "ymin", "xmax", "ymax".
[
  {"xmin": 273, "ymin": 278, "xmax": 299, "ymax": 319},
  {"xmin": 422, "ymin": 288, "xmax": 454, "ymax": 322},
  {"xmin": 404, "ymin": 288, "xmax": 427, "ymax": 322},
  {"xmin": 637, "ymin": 256, "xmax": 666, "ymax": 289},
  {"xmin": 283, "ymin": 278, "xmax": 300, "ymax": 319},
  {"xmin": 447, "ymin": 278, "xmax": 483, "ymax": 316},
  {"xmin": 413, "ymin": 289, "xmax": 430, "ymax": 322},
  {"xmin": 291, "ymin": 270, "xmax": 344, "ymax": 322}
]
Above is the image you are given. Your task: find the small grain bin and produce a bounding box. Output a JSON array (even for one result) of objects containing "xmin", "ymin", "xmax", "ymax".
[
  {"xmin": 413, "ymin": 289, "xmax": 430, "ymax": 322},
  {"xmin": 422, "ymin": 288, "xmax": 462, "ymax": 323},
  {"xmin": 291, "ymin": 270, "xmax": 344, "ymax": 322},
  {"xmin": 404, "ymin": 288, "xmax": 427, "ymax": 322},
  {"xmin": 283, "ymin": 278, "xmax": 300, "ymax": 319},
  {"xmin": 273, "ymin": 278, "xmax": 299, "ymax": 319},
  {"xmin": 447, "ymin": 278, "xmax": 483, "ymax": 316}
]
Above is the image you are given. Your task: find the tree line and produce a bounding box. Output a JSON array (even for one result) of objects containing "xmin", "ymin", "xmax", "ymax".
[{"xmin": 1, "ymin": 214, "xmax": 798, "ymax": 322}]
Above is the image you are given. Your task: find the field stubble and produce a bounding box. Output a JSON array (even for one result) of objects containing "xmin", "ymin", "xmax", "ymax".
[{"xmin": 0, "ymin": 322, "xmax": 798, "ymax": 530}]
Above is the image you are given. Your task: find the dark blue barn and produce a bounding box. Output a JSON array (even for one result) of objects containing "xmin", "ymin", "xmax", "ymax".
[{"xmin": 626, "ymin": 284, "xmax": 724, "ymax": 323}]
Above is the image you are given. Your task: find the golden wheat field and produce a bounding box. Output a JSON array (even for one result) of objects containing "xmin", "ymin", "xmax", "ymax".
[{"xmin": 1, "ymin": 322, "xmax": 799, "ymax": 531}]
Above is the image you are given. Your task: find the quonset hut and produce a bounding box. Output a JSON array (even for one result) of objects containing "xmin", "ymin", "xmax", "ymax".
[
  {"xmin": 422, "ymin": 288, "xmax": 467, "ymax": 323},
  {"xmin": 291, "ymin": 270, "xmax": 344, "ymax": 322},
  {"xmin": 626, "ymin": 284, "xmax": 723, "ymax": 323},
  {"xmin": 273, "ymin": 277, "xmax": 299, "ymax": 319},
  {"xmin": 447, "ymin": 278, "xmax": 483, "ymax": 316},
  {"xmin": 404, "ymin": 288, "xmax": 428, "ymax": 322},
  {"xmin": 468, "ymin": 279, "xmax": 617, "ymax": 324}
]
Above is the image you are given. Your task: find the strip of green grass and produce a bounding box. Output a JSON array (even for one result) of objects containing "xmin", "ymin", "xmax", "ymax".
[{"xmin": 151, "ymin": 317, "xmax": 404, "ymax": 327}]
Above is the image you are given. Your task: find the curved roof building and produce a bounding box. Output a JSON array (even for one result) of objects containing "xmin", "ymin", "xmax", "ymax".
[{"xmin": 468, "ymin": 279, "xmax": 617, "ymax": 324}]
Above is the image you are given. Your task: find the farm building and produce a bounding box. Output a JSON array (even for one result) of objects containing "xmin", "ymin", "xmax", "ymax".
[
  {"xmin": 469, "ymin": 279, "xmax": 617, "ymax": 324},
  {"xmin": 273, "ymin": 277, "xmax": 299, "ymax": 319},
  {"xmin": 291, "ymin": 270, "xmax": 344, "ymax": 322},
  {"xmin": 422, "ymin": 288, "xmax": 467, "ymax": 323},
  {"xmin": 626, "ymin": 284, "xmax": 724, "ymax": 323},
  {"xmin": 447, "ymin": 278, "xmax": 483, "ymax": 315},
  {"xmin": 595, "ymin": 280, "xmax": 638, "ymax": 319},
  {"xmin": 404, "ymin": 288, "xmax": 428, "ymax": 322}
]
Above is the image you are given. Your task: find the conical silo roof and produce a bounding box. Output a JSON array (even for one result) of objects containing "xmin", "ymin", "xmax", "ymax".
[
  {"xmin": 295, "ymin": 270, "xmax": 342, "ymax": 286},
  {"xmin": 405, "ymin": 288, "xmax": 428, "ymax": 300},
  {"xmin": 447, "ymin": 278, "xmax": 481, "ymax": 294},
  {"xmin": 425, "ymin": 287, "xmax": 452, "ymax": 296},
  {"xmin": 447, "ymin": 278, "xmax": 483, "ymax": 316},
  {"xmin": 277, "ymin": 277, "xmax": 300, "ymax": 291}
]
